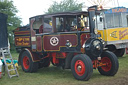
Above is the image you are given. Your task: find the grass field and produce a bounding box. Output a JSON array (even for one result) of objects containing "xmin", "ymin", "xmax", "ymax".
[{"xmin": 0, "ymin": 52, "xmax": 128, "ymax": 85}]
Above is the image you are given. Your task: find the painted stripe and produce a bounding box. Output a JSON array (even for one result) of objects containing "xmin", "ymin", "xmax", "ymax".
[
  {"xmin": 14, "ymin": 31, "xmax": 30, "ymax": 35},
  {"xmin": 107, "ymin": 39, "xmax": 128, "ymax": 44}
]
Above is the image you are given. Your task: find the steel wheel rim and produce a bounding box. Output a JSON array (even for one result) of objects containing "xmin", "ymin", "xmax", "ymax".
[
  {"xmin": 101, "ymin": 57, "xmax": 112, "ymax": 72},
  {"xmin": 23, "ymin": 56, "xmax": 30, "ymax": 69},
  {"xmin": 75, "ymin": 60, "xmax": 85, "ymax": 76}
]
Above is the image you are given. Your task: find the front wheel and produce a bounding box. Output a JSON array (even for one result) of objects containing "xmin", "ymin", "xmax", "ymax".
[
  {"xmin": 71, "ymin": 54, "xmax": 93, "ymax": 81},
  {"xmin": 98, "ymin": 51, "xmax": 119, "ymax": 76},
  {"xmin": 21, "ymin": 51, "xmax": 38, "ymax": 72}
]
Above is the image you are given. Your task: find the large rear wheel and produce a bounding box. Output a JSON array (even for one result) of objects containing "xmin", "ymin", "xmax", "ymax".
[
  {"xmin": 98, "ymin": 51, "xmax": 119, "ymax": 76},
  {"xmin": 21, "ymin": 51, "xmax": 38, "ymax": 72},
  {"xmin": 114, "ymin": 48, "xmax": 125, "ymax": 57},
  {"xmin": 71, "ymin": 54, "xmax": 93, "ymax": 81}
]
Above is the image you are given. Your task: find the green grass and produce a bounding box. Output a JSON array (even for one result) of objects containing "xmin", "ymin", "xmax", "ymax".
[{"xmin": 0, "ymin": 53, "xmax": 128, "ymax": 85}]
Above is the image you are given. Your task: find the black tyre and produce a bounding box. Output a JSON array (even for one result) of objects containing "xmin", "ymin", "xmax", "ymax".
[
  {"xmin": 114, "ymin": 48, "xmax": 125, "ymax": 57},
  {"xmin": 98, "ymin": 51, "xmax": 119, "ymax": 76},
  {"xmin": 21, "ymin": 51, "xmax": 38, "ymax": 72},
  {"xmin": 71, "ymin": 54, "xmax": 93, "ymax": 81}
]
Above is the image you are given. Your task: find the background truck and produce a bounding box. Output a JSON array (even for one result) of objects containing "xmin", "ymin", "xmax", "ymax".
[{"xmin": 97, "ymin": 7, "xmax": 128, "ymax": 57}]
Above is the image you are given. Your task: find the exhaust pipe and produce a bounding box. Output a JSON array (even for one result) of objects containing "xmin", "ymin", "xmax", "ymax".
[{"xmin": 88, "ymin": 5, "xmax": 98, "ymax": 38}]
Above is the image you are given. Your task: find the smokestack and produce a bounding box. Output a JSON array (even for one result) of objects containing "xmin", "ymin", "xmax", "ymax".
[{"xmin": 88, "ymin": 5, "xmax": 98, "ymax": 38}]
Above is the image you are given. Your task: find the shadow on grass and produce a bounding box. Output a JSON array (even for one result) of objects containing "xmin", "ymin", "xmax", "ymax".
[
  {"xmin": 37, "ymin": 66, "xmax": 73, "ymax": 79},
  {"xmin": 19, "ymin": 65, "xmax": 116, "ymax": 81}
]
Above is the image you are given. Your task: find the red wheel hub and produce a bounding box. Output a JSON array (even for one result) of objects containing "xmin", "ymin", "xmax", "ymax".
[
  {"xmin": 75, "ymin": 60, "xmax": 85, "ymax": 76},
  {"xmin": 101, "ymin": 57, "xmax": 112, "ymax": 72},
  {"xmin": 23, "ymin": 56, "xmax": 30, "ymax": 69}
]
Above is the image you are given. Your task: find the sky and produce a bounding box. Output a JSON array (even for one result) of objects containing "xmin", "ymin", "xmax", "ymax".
[{"xmin": 12, "ymin": 0, "xmax": 128, "ymax": 25}]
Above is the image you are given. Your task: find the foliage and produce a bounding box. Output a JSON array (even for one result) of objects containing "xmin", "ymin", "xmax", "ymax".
[
  {"xmin": 46, "ymin": 0, "xmax": 84, "ymax": 13},
  {"xmin": 0, "ymin": 0, "xmax": 22, "ymax": 50}
]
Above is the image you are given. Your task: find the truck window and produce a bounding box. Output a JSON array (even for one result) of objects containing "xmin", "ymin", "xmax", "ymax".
[
  {"xmin": 105, "ymin": 14, "xmax": 114, "ymax": 28},
  {"xmin": 56, "ymin": 17, "xmax": 64, "ymax": 32},
  {"xmin": 121, "ymin": 13, "xmax": 128, "ymax": 27},
  {"xmin": 43, "ymin": 17, "xmax": 52, "ymax": 33},
  {"xmin": 32, "ymin": 17, "xmax": 42, "ymax": 34},
  {"xmin": 65, "ymin": 17, "xmax": 77, "ymax": 31},
  {"xmin": 96, "ymin": 15, "xmax": 104, "ymax": 30},
  {"xmin": 56, "ymin": 16, "xmax": 77, "ymax": 32},
  {"xmin": 105, "ymin": 13, "xmax": 122, "ymax": 28},
  {"xmin": 114, "ymin": 13, "xmax": 122, "ymax": 27},
  {"xmin": 55, "ymin": 15, "xmax": 88, "ymax": 32}
]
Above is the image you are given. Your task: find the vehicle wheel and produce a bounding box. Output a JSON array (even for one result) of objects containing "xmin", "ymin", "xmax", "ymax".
[
  {"xmin": 114, "ymin": 48, "xmax": 125, "ymax": 57},
  {"xmin": 98, "ymin": 51, "xmax": 119, "ymax": 76},
  {"xmin": 21, "ymin": 51, "xmax": 38, "ymax": 72},
  {"xmin": 38, "ymin": 58, "xmax": 50, "ymax": 68},
  {"xmin": 71, "ymin": 54, "xmax": 93, "ymax": 81}
]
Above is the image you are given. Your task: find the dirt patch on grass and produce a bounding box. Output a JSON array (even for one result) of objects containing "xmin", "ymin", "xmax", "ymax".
[
  {"xmin": 85, "ymin": 70, "xmax": 128, "ymax": 85},
  {"xmin": 87, "ymin": 76, "xmax": 128, "ymax": 85}
]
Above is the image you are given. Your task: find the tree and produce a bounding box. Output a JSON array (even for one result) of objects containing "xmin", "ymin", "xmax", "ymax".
[
  {"xmin": 0, "ymin": 0, "xmax": 21, "ymax": 32},
  {"xmin": 0, "ymin": 0, "xmax": 22, "ymax": 50},
  {"xmin": 46, "ymin": 0, "xmax": 84, "ymax": 13}
]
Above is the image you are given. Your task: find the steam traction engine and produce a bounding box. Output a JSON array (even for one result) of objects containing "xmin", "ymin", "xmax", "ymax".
[{"xmin": 13, "ymin": 6, "xmax": 119, "ymax": 80}]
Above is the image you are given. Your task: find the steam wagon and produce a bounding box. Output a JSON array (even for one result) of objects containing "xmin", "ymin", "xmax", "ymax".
[{"xmin": 13, "ymin": 6, "xmax": 119, "ymax": 80}]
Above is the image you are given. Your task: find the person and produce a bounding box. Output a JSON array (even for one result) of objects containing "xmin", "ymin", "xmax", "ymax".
[
  {"xmin": 58, "ymin": 19, "xmax": 64, "ymax": 32},
  {"xmin": 65, "ymin": 24, "xmax": 70, "ymax": 31},
  {"xmin": 0, "ymin": 57, "xmax": 3, "ymax": 79},
  {"xmin": 39, "ymin": 25, "xmax": 43, "ymax": 33},
  {"xmin": 77, "ymin": 15, "xmax": 86, "ymax": 31}
]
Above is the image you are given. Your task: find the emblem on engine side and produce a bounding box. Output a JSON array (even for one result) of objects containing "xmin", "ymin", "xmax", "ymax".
[{"xmin": 50, "ymin": 37, "xmax": 59, "ymax": 46}]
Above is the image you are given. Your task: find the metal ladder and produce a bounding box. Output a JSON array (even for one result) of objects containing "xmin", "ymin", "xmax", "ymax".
[{"xmin": 0, "ymin": 47, "xmax": 19, "ymax": 78}]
